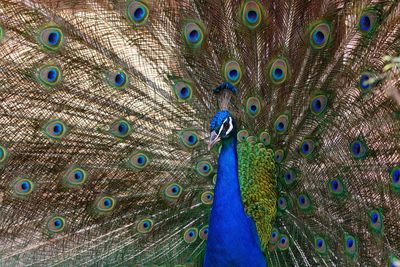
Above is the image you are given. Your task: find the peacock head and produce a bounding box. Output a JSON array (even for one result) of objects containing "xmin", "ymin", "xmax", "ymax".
[{"xmin": 208, "ymin": 110, "xmax": 236, "ymax": 150}]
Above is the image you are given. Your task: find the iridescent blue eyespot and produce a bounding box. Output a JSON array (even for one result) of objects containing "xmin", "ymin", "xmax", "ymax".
[
  {"xmin": 344, "ymin": 234, "xmax": 358, "ymax": 258},
  {"xmin": 299, "ymin": 138, "xmax": 315, "ymax": 158},
  {"xmin": 172, "ymin": 80, "xmax": 193, "ymax": 102},
  {"xmin": 328, "ymin": 177, "xmax": 346, "ymax": 198},
  {"xmin": 282, "ymin": 169, "xmax": 297, "ymax": 187},
  {"xmin": 309, "ymin": 22, "xmax": 331, "ymax": 49},
  {"xmin": 350, "ymin": 139, "xmax": 368, "ymax": 159},
  {"xmin": 179, "ymin": 130, "xmax": 199, "ymax": 149},
  {"xmin": 199, "ymin": 225, "xmax": 209, "ymax": 240},
  {"xmin": 358, "ymin": 72, "xmax": 377, "ymax": 93},
  {"xmin": 95, "ymin": 196, "xmax": 116, "ymax": 213},
  {"xmin": 269, "ymin": 58, "xmax": 289, "ymax": 85},
  {"xmin": 13, "ymin": 178, "xmax": 34, "ymax": 197},
  {"xmin": 137, "ymin": 218, "xmax": 154, "ymax": 233},
  {"xmin": 274, "ymin": 114, "xmax": 290, "ymax": 134},
  {"xmin": 43, "ymin": 119, "xmax": 67, "ymax": 140},
  {"xmin": 277, "ymin": 234, "xmax": 289, "ymax": 251},
  {"xmin": 270, "ymin": 228, "xmax": 279, "ymax": 245},
  {"xmin": 390, "ymin": 166, "xmax": 400, "ymax": 192},
  {"xmin": 201, "ymin": 191, "xmax": 213, "ymax": 205},
  {"xmin": 246, "ymin": 97, "xmax": 261, "ymax": 117},
  {"xmin": 39, "ymin": 26, "xmax": 64, "ymax": 51},
  {"xmin": 274, "ymin": 149, "xmax": 285, "ymax": 163},
  {"xmin": 195, "ymin": 160, "xmax": 213, "ymax": 177},
  {"xmin": 183, "ymin": 21, "xmax": 204, "ymax": 48},
  {"xmin": 47, "ymin": 216, "xmax": 66, "ymax": 233},
  {"xmin": 64, "ymin": 167, "xmax": 88, "ymax": 188},
  {"xmin": 107, "ymin": 70, "xmax": 128, "ymax": 89},
  {"xmin": 297, "ymin": 193, "xmax": 312, "ymax": 212},
  {"xmin": 184, "ymin": 227, "xmax": 198, "ymax": 243},
  {"xmin": 128, "ymin": 151, "xmax": 150, "ymax": 170},
  {"xmin": 241, "ymin": 1, "xmax": 262, "ymax": 29},
  {"xmin": 368, "ymin": 209, "xmax": 383, "ymax": 233},
  {"xmin": 277, "ymin": 196, "xmax": 288, "ymax": 211},
  {"xmin": 127, "ymin": 1, "xmax": 149, "ymax": 25},
  {"xmin": 223, "ymin": 60, "xmax": 242, "ymax": 85},
  {"xmin": 310, "ymin": 95, "xmax": 328, "ymax": 115},
  {"xmin": 37, "ymin": 65, "xmax": 62, "ymax": 87},
  {"xmin": 110, "ymin": 119, "xmax": 132, "ymax": 138},
  {"xmin": 314, "ymin": 236, "xmax": 327, "ymax": 255},
  {"xmin": 358, "ymin": 10, "xmax": 378, "ymax": 34}
]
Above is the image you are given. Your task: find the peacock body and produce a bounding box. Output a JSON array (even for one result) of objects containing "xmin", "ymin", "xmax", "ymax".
[{"xmin": 0, "ymin": 0, "xmax": 399, "ymax": 266}]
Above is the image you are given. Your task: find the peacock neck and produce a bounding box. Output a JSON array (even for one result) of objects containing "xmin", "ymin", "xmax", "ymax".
[{"xmin": 204, "ymin": 134, "xmax": 267, "ymax": 266}]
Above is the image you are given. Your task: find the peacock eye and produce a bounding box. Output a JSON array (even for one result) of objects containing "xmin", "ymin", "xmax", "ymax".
[{"xmin": 223, "ymin": 122, "xmax": 229, "ymax": 131}]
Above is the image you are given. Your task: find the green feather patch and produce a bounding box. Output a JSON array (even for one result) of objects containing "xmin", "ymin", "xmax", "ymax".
[{"xmin": 238, "ymin": 141, "xmax": 277, "ymax": 250}]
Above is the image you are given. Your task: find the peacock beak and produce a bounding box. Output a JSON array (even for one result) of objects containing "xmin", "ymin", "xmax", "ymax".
[{"xmin": 208, "ymin": 130, "xmax": 221, "ymax": 150}]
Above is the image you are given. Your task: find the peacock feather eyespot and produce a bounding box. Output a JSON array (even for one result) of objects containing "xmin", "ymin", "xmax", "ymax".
[
  {"xmin": 183, "ymin": 227, "xmax": 198, "ymax": 243},
  {"xmin": 37, "ymin": 65, "xmax": 62, "ymax": 87},
  {"xmin": 47, "ymin": 216, "xmax": 66, "ymax": 234},
  {"xmin": 127, "ymin": 1, "xmax": 149, "ymax": 26},
  {"xmin": 259, "ymin": 131, "xmax": 272, "ymax": 146},
  {"xmin": 246, "ymin": 97, "xmax": 261, "ymax": 117},
  {"xmin": 328, "ymin": 177, "xmax": 346, "ymax": 198},
  {"xmin": 297, "ymin": 193, "xmax": 312, "ymax": 212},
  {"xmin": 237, "ymin": 129, "xmax": 249, "ymax": 142},
  {"xmin": 163, "ymin": 182, "xmax": 183, "ymax": 201},
  {"xmin": 314, "ymin": 236, "xmax": 328, "ymax": 255},
  {"xmin": 38, "ymin": 26, "xmax": 64, "ymax": 51},
  {"xmin": 137, "ymin": 218, "xmax": 154, "ymax": 233},
  {"xmin": 241, "ymin": 1, "xmax": 263, "ymax": 30},
  {"xmin": 344, "ymin": 234, "xmax": 358, "ymax": 258},
  {"xmin": 127, "ymin": 151, "xmax": 150, "ymax": 170},
  {"xmin": 277, "ymin": 234, "xmax": 289, "ymax": 251},
  {"xmin": 43, "ymin": 119, "xmax": 67, "ymax": 140},
  {"xmin": 172, "ymin": 80, "xmax": 193, "ymax": 102},
  {"xmin": 358, "ymin": 9, "xmax": 379, "ymax": 34},
  {"xmin": 110, "ymin": 119, "xmax": 132, "ymax": 138},
  {"xmin": 269, "ymin": 228, "xmax": 279, "ymax": 245},
  {"xmin": 199, "ymin": 225, "xmax": 209, "ymax": 240},
  {"xmin": 183, "ymin": 20, "xmax": 205, "ymax": 48},
  {"xmin": 0, "ymin": 145, "xmax": 8, "ymax": 164},
  {"xmin": 107, "ymin": 70, "xmax": 128, "ymax": 89},
  {"xmin": 13, "ymin": 178, "xmax": 34, "ymax": 197},
  {"xmin": 195, "ymin": 160, "xmax": 213, "ymax": 177},
  {"xmin": 274, "ymin": 149, "xmax": 285, "ymax": 163},
  {"xmin": 95, "ymin": 196, "xmax": 116, "ymax": 213},
  {"xmin": 268, "ymin": 58, "xmax": 289, "ymax": 85},
  {"xmin": 310, "ymin": 94, "xmax": 328, "ymax": 115},
  {"xmin": 201, "ymin": 191, "xmax": 213, "ymax": 205},
  {"xmin": 299, "ymin": 138, "xmax": 316, "ymax": 158},
  {"xmin": 274, "ymin": 114, "xmax": 290, "ymax": 134},
  {"xmin": 223, "ymin": 60, "xmax": 242, "ymax": 85},
  {"xmin": 390, "ymin": 166, "xmax": 400, "ymax": 192},
  {"xmin": 63, "ymin": 167, "xmax": 88, "ymax": 188},
  {"xmin": 349, "ymin": 138, "xmax": 368, "ymax": 160},
  {"xmin": 309, "ymin": 21, "xmax": 331, "ymax": 49},
  {"xmin": 282, "ymin": 169, "xmax": 297, "ymax": 187},
  {"xmin": 178, "ymin": 130, "xmax": 199, "ymax": 149},
  {"xmin": 358, "ymin": 71, "xmax": 377, "ymax": 94},
  {"xmin": 368, "ymin": 209, "xmax": 383, "ymax": 234},
  {"xmin": 277, "ymin": 195, "xmax": 288, "ymax": 211}
]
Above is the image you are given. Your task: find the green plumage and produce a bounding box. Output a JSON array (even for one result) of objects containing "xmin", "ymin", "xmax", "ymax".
[{"xmin": 0, "ymin": 0, "xmax": 399, "ymax": 266}]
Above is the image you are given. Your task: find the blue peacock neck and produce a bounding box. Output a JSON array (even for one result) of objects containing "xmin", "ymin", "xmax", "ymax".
[{"xmin": 204, "ymin": 133, "xmax": 267, "ymax": 267}]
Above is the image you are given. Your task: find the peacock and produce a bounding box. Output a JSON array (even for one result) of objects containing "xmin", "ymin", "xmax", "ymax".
[{"xmin": 0, "ymin": 0, "xmax": 399, "ymax": 266}]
